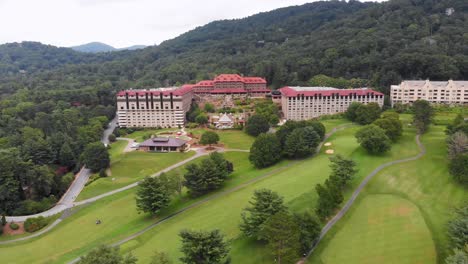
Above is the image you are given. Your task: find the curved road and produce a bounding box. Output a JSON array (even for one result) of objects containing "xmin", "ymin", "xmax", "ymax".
[
  {"xmin": 6, "ymin": 118, "xmax": 118, "ymax": 223},
  {"xmin": 304, "ymin": 134, "xmax": 426, "ymax": 260}
]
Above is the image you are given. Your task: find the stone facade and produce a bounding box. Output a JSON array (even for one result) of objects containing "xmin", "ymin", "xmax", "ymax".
[
  {"xmin": 279, "ymin": 86, "xmax": 384, "ymax": 121},
  {"xmin": 390, "ymin": 80, "xmax": 468, "ymax": 106}
]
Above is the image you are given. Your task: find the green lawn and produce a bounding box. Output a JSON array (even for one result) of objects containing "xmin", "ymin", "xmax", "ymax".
[
  {"xmin": 320, "ymin": 195, "xmax": 436, "ymax": 264},
  {"xmin": 0, "ymin": 152, "xmax": 293, "ymax": 263},
  {"xmin": 0, "ymin": 118, "xmax": 433, "ymax": 264},
  {"xmin": 116, "ymin": 123, "xmax": 420, "ymax": 263},
  {"xmin": 77, "ymin": 151, "xmax": 196, "ymax": 201},
  {"xmin": 308, "ymin": 125, "xmax": 467, "ymax": 264},
  {"xmin": 108, "ymin": 140, "xmax": 128, "ymax": 161},
  {"xmin": 188, "ymin": 128, "xmax": 255, "ymax": 150}
]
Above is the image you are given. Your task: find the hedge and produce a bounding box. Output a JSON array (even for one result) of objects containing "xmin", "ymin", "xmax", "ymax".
[{"xmin": 24, "ymin": 216, "xmax": 49, "ymax": 233}]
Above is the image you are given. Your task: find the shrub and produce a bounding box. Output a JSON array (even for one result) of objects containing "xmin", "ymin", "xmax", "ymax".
[
  {"xmin": 108, "ymin": 134, "xmax": 116, "ymax": 142},
  {"xmin": 9, "ymin": 222, "xmax": 19, "ymax": 230},
  {"xmin": 24, "ymin": 216, "xmax": 49, "ymax": 233},
  {"xmin": 355, "ymin": 125, "xmax": 391, "ymax": 154},
  {"xmin": 99, "ymin": 168, "xmax": 108, "ymax": 178}
]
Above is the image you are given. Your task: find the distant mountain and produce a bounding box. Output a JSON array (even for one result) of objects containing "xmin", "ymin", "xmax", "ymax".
[
  {"xmin": 121, "ymin": 45, "xmax": 147, "ymax": 51},
  {"xmin": 71, "ymin": 42, "xmax": 146, "ymax": 53},
  {"xmin": 71, "ymin": 42, "xmax": 116, "ymax": 53}
]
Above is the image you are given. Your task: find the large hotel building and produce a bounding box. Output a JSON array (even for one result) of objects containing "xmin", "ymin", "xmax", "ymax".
[
  {"xmin": 116, "ymin": 74, "xmax": 270, "ymax": 128},
  {"xmin": 188, "ymin": 74, "xmax": 270, "ymax": 97},
  {"xmin": 391, "ymin": 80, "xmax": 468, "ymax": 105},
  {"xmin": 116, "ymin": 85, "xmax": 193, "ymax": 128},
  {"xmin": 279, "ymin": 86, "xmax": 384, "ymax": 120}
]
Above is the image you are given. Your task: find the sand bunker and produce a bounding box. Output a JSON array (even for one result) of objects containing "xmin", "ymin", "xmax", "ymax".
[
  {"xmin": 325, "ymin": 149, "xmax": 334, "ymax": 154},
  {"xmin": 324, "ymin": 142, "xmax": 332, "ymax": 147}
]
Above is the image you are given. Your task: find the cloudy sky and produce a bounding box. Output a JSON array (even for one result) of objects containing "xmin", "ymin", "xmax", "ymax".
[{"xmin": 0, "ymin": 0, "xmax": 383, "ymax": 48}]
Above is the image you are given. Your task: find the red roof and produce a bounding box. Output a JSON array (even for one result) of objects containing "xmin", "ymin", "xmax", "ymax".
[
  {"xmin": 210, "ymin": 89, "xmax": 247, "ymax": 94},
  {"xmin": 279, "ymin": 87, "xmax": 384, "ymax": 97},
  {"xmin": 195, "ymin": 80, "xmax": 214, "ymax": 87},
  {"xmin": 243, "ymin": 77, "xmax": 267, "ymax": 84},
  {"xmin": 117, "ymin": 86, "xmax": 193, "ymax": 97},
  {"xmin": 214, "ymin": 74, "xmax": 243, "ymax": 82}
]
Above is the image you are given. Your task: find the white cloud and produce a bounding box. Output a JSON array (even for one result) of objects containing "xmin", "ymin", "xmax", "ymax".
[{"xmin": 0, "ymin": 0, "xmax": 384, "ymax": 48}]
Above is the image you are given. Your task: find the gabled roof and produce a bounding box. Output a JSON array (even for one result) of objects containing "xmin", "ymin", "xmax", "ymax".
[
  {"xmin": 219, "ymin": 114, "xmax": 233, "ymax": 123},
  {"xmin": 279, "ymin": 86, "xmax": 384, "ymax": 97},
  {"xmin": 139, "ymin": 137, "xmax": 187, "ymax": 147}
]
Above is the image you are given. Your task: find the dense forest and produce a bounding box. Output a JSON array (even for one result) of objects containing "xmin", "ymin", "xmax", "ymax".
[{"xmin": 0, "ymin": 0, "xmax": 467, "ymax": 215}]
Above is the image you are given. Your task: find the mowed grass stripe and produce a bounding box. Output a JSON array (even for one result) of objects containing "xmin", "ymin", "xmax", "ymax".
[{"xmin": 320, "ymin": 195, "xmax": 436, "ymax": 264}]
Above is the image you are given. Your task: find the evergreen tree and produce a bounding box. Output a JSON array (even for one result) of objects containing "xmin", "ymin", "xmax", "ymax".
[
  {"xmin": 240, "ymin": 189, "xmax": 287, "ymax": 239},
  {"xmin": 261, "ymin": 211, "xmax": 301, "ymax": 264},
  {"xmin": 354, "ymin": 103, "xmax": 381, "ymax": 125},
  {"xmin": 77, "ymin": 245, "xmax": 137, "ymax": 264},
  {"xmin": 179, "ymin": 229, "xmax": 229, "ymax": 264},
  {"xmin": 412, "ymin": 100, "xmax": 434, "ymax": 134},
  {"xmin": 150, "ymin": 250, "xmax": 172, "ymax": 264},
  {"xmin": 328, "ymin": 155, "xmax": 357, "ymax": 189},
  {"xmin": 294, "ymin": 211, "xmax": 321, "ymax": 254}
]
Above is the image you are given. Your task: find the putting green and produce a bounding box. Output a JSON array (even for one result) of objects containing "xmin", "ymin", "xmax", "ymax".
[{"xmin": 320, "ymin": 195, "xmax": 436, "ymax": 264}]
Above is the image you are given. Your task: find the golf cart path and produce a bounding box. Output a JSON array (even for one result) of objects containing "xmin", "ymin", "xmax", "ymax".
[
  {"xmin": 0, "ymin": 124, "xmax": 349, "ymax": 246},
  {"xmin": 301, "ymin": 134, "xmax": 426, "ymax": 262}
]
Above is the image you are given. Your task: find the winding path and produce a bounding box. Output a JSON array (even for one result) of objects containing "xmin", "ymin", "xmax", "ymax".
[{"xmin": 303, "ymin": 134, "xmax": 426, "ymax": 260}]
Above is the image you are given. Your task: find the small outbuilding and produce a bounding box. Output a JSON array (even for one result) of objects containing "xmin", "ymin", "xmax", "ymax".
[{"xmin": 139, "ymin": 137, "xmax": 188, "ymax": 152}]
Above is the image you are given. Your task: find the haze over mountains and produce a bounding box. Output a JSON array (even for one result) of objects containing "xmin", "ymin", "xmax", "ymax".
[
  {"xmin": 0, "ymin": 0, "xmax": 466, "ymax": 98},
  {"xmin": 70, "ymin": 42, "xmax": 147, "ymax": 53}
]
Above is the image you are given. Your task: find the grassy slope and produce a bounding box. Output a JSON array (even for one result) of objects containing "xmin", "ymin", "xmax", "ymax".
[
  {"xmin": 188, "ymin": 129, "xmax": 255, "ymax": 150},
  {"xmin": 309, "ymin": 125, "xmax": 467, "ymax": 264},
  {"xmin": 0, "ymin": 152, "xmax": 292, "ymax": 263},
  {"xmin": 118, "ymin": 122, "xmax": 419, "ymax": 263},
  {"xmin": 77, "ymin": 151, "xmax": 196, "ymax": 201},
  {"xmin": 108, "ymin": 140, "xmax": 128, "ymax": 161}
]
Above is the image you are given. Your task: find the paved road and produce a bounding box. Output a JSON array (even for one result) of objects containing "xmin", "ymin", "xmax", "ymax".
[
  {"xmin": 67, "ymin": 124, "xmax": 352, "ymax": 263},
  {"xmin": 1, "ymin": 124, "xmax": 349, "ymax": 245},
  {"xmin": 303, "ymin": 134, "xmax": 426, "ymax": 260},
  {"xmin": 6, "ymin": 118, "xmax": 118, "ymax": 222}
]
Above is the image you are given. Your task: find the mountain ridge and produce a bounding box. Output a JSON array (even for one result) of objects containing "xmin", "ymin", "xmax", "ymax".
[{"xmin": 70, "ymin": 42, "xmax": 147, "ymax": 53}]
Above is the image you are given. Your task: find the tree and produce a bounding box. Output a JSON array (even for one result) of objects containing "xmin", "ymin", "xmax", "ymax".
[
  {"xmin": 245, "ymin": 115, "xmax": 270, "ymax": 136},
  {"xmin": 80, "ymin": 142, "xmax": 110, "ymax": 172},
  {"xmin": 204, "ymin": 103, "xmax": 215, "ymax": 113},
  {"xmin": 108, "ymin": 134, "xmax": 117, "ymax": 142},
  {"xmin": 136, "ymin": 175, "xmax": 172, "ymax": 214},
  {"xmin": 373, "ymin": 116, "xmax": 403, "ymax": 141},
  {"xmin": 77, "ymin": 245, "xmax": 137, "ymax": 264},
  {"xmin": 150, "ymin": 250, "xmax": 172, "ymax": 264},
  {"xmin": 179, "ymin": 229, "xmax": 229, "ymax": 264},
  {"xmin": 449, "ymin": 154, "xmax": 468, "ymax": 185},
  {"xmin": 412, "ymin": 100, "xmax": 434, "ymax": 134},
  {"xmin": 328, "ymin": 155, "xmax": 357, "ymax": 189},
  {"xmin": 284, "ymin": 128, "xmax": 311, "ymax": 158},
  {"xmin": 354, "ymin": 103, "xmax": 381, "ymax": 125},
  {"xmin": 195, "ymin": 113, "xmax": 208, "ymax": 125},
  {"xmin": 167, "ymin": 173, "xmax": 184, "ymax": 196},
  {"xmin": 59, "ymin": 142, "xmax": 76, "ymax": 168},
  {"xmin": 1, "ymin": 215, "xmax": 6, "ymax": 226},
  {"xmin": 355, "ymin": 125, "xmax": 392, "ymax": 154},
  {"xmin": 308, "ymin": 121, "xmax": 326, "ymax": 140},
  {"xmin": 315, "ymin": 181, "xmax": 343, "ymax": 220},
  {"xmin": 199, "ymin": 131, "xmax": 219, "ymax": 146},
  {"xmin": 0, "ymin": 149, "xmax": 23, "ymax": 214},
  {"xmin": 445, "ymin": 248, "xmax": 468, "ymax": 264},
  {"xmin": 249, "ymin": 133, "xmax": 282, "ymax": 168},
  {"xmin": 447, "ymin": 132, "xmax": 468, "ymax": 160},
  {"xmin": 294, "ymin": 211, "xmax": 321, "ymax": 254},
  {"xmin": 184, "ymin": 152, "xmax": 231, "ymax": 196},
  {"xmin": 240, "ymin": 189, "xmax": 287, "ymax": 239},
  {"xmin": 447, "ymin": 205, "xmax": 468, "ymax": 250},
  {"xmin": 447, "ymin": 114, "xmax": 467, "ymax": 135},
  {"xmin": 345, "ymin": 102, "xmax": 362, "ymax": 122},
  {"xmin": 261, "ymin": 211, "xmax": 300, "ymax": 264}
]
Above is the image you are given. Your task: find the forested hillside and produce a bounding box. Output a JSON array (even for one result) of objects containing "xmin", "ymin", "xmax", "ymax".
[{"xmin": 0, "ymin": 0, "xmax": 467, "ymax": 215}]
